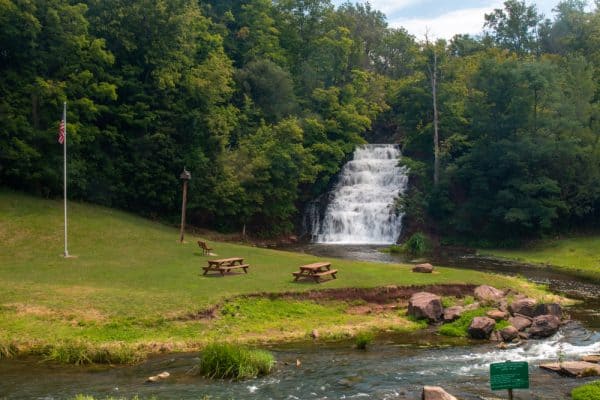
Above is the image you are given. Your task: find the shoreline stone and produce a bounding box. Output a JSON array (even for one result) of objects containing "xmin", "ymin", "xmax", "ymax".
[{"xmin": 408, "ymin": 292, "xmax": 443, "ymax": 322}]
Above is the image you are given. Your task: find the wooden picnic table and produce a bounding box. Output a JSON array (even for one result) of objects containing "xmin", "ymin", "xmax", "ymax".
[
  {"xmin": 203, "ymin": 257, "xmax": 249, "ymax": 276},
  {"xmin": 292, "ymin": 262, "xmax": 337, "ymax": 283}
]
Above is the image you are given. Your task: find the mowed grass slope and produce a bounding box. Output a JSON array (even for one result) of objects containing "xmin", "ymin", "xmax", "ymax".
[
  {"xmin": 482, "ymin": 236, "xmax": 600, "ymax": 281},
  {"xmin": 0, "ymin": 190, "xmax": 553, "ymax": 357}
]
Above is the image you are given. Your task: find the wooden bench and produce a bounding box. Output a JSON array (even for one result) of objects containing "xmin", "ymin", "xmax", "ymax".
[
  {"xmin": 217, "ymin": 264, "xmax": 249, "ymax": 275},
  {"xmin": 198, "ymin": 240, "xmax": 213, "ymax": 255}
]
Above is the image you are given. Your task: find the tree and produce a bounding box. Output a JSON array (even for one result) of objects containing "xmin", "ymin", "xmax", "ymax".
[{"xmin": 484, "ymin": 0, "xmax": 541, "ymax": 55}]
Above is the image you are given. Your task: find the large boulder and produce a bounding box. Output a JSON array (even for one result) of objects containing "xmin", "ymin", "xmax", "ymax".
[
  {"xmin": 422, "ymin": 386, "xmax": 458, "ymax": 400},
  {"xmin": 540, "ymin": 361, "xmax": 600, "ymax": 377},
  {"xmin": 413, "ymin": 263, "xmax": 434, "ymax": 273},
  {"xmin": 443, "ymin": 306, "xmax": 464, "ymax": 322},
  {"xmin": 474, "ymin": 285, "xmax": 504, "ymax": 303},
  {"xmin": 509, "ymin": 298, "xmax": 537, "ymax": 317},
  {"xmin": 408, "ymin": 292, "xmax": 443, "ymax": 322},
  {"xmin": 534, "ymin": 303, "xmax": 562, "ymax": 318},
  {"xmin": 500, "ymin": 326, "xmax": 519, "ymax": 342},
  {"xmin": 529, "ymin": 315, "xmax": 560, "ymax": 338},
  {"xmin": 468, "ymin": 317, "xmax": 496, "ymax": 339},
  {"xmin": 509, "ymin": 315, "xmax": 532, "ymax": 331}
]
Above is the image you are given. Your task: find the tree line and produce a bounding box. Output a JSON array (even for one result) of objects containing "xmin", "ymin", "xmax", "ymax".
[{"xmin": 1, "ymin": 0, "xmax": 599, "ymax": 243}]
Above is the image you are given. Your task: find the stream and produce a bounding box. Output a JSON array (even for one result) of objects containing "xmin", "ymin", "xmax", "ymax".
[{"xmin": 1, "ymin": 245, "xmax": 598, "ymax": 400}]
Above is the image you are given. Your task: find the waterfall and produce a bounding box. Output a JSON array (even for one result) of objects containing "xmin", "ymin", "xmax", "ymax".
[{"xmin": 307, "ymin": 144, "xmax": 408, "ymax": 244}]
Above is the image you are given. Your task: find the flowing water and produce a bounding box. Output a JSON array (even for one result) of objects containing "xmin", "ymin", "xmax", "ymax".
[
  {"xmin": 1, "ymin": 324, "xmax": 598, "ymax": 399},
  {"xmin": 305, "ymin": 145, "xmax": 408, "ymax": 245}
]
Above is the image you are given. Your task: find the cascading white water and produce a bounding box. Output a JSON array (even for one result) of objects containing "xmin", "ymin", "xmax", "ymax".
[{"xmin": 311, "ymin": 144, "xmax": 408, "ymax": 244}]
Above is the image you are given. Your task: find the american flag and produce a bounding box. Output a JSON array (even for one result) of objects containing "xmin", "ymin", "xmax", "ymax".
[{"xmin": 58, "ymin": 120, "xmax": 65, "ymax": 144}]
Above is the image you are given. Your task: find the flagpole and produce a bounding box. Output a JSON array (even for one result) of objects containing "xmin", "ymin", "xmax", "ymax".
[{"xmin": 63, "ymin": 101, "xmax": 69, "ymax": 257}]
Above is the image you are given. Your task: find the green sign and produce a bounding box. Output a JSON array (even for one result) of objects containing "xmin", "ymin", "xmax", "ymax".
[{"xmin": 490, "ymin": 361, "xmax": 529, "ymax": 390}]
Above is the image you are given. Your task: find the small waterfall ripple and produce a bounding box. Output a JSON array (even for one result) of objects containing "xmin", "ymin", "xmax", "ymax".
[{"xmin": 311, "ymin": 144, "xmax": 408, "ymax": 244}]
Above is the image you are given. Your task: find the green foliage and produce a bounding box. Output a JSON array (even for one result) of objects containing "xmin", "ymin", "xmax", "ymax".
[
  {"xmin": 354, "ymin": 332, "xmax": 374, "ymax": 350},
  {"xmin": 199, "ymin": 343, "xmax": 274, "ymax": 379},
  {"xmin": 571, "ymin": 380, "xmax": 600, "ymax": 400},
  {"xmin": 441, "ymin": 296, "xmax": 458, "ymax": 308},
  {"xmin": 494, "ymin": 319, "xmax": 510, "ymax": 331},
  {"xmin": 42, "ymin": 340, "xmax": 143, "ymax": 365},
  {"xmin": 438, "ymin": 308, "xmax": 491, "ymax": 337},
  {"xmin": 402, "ymin": 232, "xmax": 429, "ymax": 256}
]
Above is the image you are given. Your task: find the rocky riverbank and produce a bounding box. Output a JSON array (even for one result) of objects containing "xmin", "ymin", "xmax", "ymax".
[{"xmin": 407, "ymin": 284, "xmax": 566, "ymax": 342}]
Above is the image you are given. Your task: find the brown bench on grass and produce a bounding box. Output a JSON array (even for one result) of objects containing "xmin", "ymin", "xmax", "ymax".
[{"xmin": 197, "ymin": 240, "xmax": 213, "ymax": 255}]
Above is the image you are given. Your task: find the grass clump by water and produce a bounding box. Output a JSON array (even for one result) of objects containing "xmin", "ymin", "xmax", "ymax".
[
  {"xmin": 438, "ymin": 308, "xmax": 491, "ymax": 337},
  {"xmin": 571, "ymin": 380, "xmax": 600, "ymax": 400},
  {"xmin": 42, "ymin": 340, "xmax": 143, "ymax": 365},
  {"xmin": 0, "ymin": 339, "xmax": 18, "ymax": 359},
  {"xmin": 354, "ymin": 332, "xmax": 373, "ymax": 350},
  {"xmin": 199, "ymin": 343, "xmax": 275, "ymax": 379}
]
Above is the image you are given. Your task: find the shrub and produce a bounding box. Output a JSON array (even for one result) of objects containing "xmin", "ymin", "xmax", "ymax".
[
  {"xmin": 354, "ymin": 332, "xmax": 373, "ymax": 350},
  {"xmin": 571, "ymin": 380, "xmax": 600, "ymax": 400},
  {"xmin": 403, "ymin": 232, "xmax": 428, "ymax": 256},
  {"xmin": 199, "ymin": 343, "xmax": 274, "ymax": 379},
  {"xmin": 438, "ymin": 308, "xmax": 491, "ymax": 337}
]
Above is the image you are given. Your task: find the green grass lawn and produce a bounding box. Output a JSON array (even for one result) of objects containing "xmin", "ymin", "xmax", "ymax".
[
  {"xmin": 0, "ymin": 190, "xmax": 556, "ymax": 362},
  {"xmin": 481, "ymin": 236, "xmax": 600, "ymax": 281}
]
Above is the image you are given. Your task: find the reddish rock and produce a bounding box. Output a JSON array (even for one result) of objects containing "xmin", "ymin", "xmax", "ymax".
[
  {"xmin": 474, "ymin": 285, "xmax": 505, "ymax": 303},
  {"xmin": 534, "ymin": 303, "xmax": 562, "ymax": 318},
  {"xmin": 489, "ymin": 331, "xmax": 502, "ymax": 342},
  {"xmin": 539, "ymin": 361, "xmax": 600, "ymax": 377},
  {"xmin": 468, "ymin": 317, "xmax": 496, "ymax": 339},
  {"xmin": 500, "ymin": 326, "xmax": 519, "ymax": 342},
  {"xmin": 509, "ymin": 315, "xmax": 533, "ymax": 331},
  {"xmin": 422, "ymin": 386, "xmax": 458, "ymax": 400},
  {"xmin": 443, "ymin": 306, "xmax": 464, "ymax": 322},
  {"xmin": 412, "ymin": 263, "xmax": 434, "ymax": 273},
  {"xmin": 486, "ymin": 309, "xmax": 508, "ymax": 321},
  {"xmin": 408, "ymin": 292, "xmax": 443, "ymax": 322},
  {"xmin": 509, "ymin": 298, "xmax": 538, "ymax": 317},
  {"xmin": 582, "ymin": 355, "xmax": 600, "ymax": 363},
  {"xmin": 529, "ymin": 315, "xmax": 560, "ymax": 338}
]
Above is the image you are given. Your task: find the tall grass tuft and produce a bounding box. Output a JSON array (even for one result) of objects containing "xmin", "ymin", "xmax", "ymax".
[
  {"xmin": 403, "ymin": 232, "xmax": 428, "ymax": 256},
  {"xmin": 43, "ymin": 340, "xmax": 144, "ymax": 365},
  {"xmin": 199, "ymin": 343, "xmax": 275, "ymax": 379},
  {"xmin": 354, "ymin": 332, "xmax": 373, "ymax": 350},
  {"xmin": 0, "ymin": 340, "xmax": 18, "ymax": 359}
]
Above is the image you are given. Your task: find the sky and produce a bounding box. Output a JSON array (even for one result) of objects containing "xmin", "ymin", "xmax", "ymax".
[{"xmin": 331, "ymin": 0, "xmax": 572, "ymax": 39}]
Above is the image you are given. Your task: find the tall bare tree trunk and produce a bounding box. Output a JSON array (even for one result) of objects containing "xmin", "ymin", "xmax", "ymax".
[{"xmin": 431, "ymin": 47, "xmax": 440, "ymax": 187}]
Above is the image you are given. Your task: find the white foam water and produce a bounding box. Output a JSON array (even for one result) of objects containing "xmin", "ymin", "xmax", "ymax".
[{"xmin": 311, "ymin": 144, "xmax": 408, "ymax": 244}]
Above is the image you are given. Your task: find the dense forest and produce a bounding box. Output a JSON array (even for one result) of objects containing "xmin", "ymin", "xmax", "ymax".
[{"xmin": 1, "ymin": 0, "xmax": 599, "ymax": 243}]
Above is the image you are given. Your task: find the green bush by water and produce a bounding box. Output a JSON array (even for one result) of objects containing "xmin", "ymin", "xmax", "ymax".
[
  {"xmin": 354, "ymin": 332, "xmax": 373, "ymax": 350},
  {"xmin": 199, "ymin": 343, "xmax": 275, "ymax": 379},
  {"xmin": 571, "ymin": 380, "xmax": 600, "ymax": 400},
  {"xmin": 438, "ymin": 308, "xmax": 491, "ymax": 337},
  {"xmin": 403, "ymin": 233, "xmax": 428, "ymax": 256}
]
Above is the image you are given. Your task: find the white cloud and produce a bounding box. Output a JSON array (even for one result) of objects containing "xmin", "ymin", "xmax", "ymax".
[
  {"xmin": 390, "ymin": 2, "xmax": 504, "ymax": 40},
  {"xmin": 362, "ymin": 0, "xmax": 422, "ymax": 16}
]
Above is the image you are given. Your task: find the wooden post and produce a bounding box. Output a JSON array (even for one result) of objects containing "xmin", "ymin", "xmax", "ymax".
[
  {"xmin": 508, "ymin": 389, "xmax": 513, "ymax": 400},
  {"xmin": 179, "ymin": 168, "xmax": 191, "ymax": 243}
]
